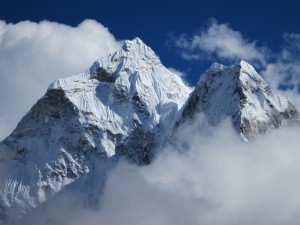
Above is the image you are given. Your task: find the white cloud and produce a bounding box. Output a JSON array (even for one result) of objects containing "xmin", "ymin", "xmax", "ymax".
[
  {"xmin": 0, "ymin": 20, "xmax": 122, "ymax": 140},
  {"xmin": 169, "ymin": 20, "xmax": 300, "ymax": 109},
  {"xmin": 170, "ymin": 19, "xmax": 266, "ymax": 66},
  {"xmin": 18, "ymin": 114, "xmax": 300, "ymax": 225},
  {"xmin": 78, "ymin": 116, "xmax": 300, "ymax": 225},
  {"xmin": 167, "ymin": 67, "xmax": 186, "ymax": 78},
  {"xmin": 262, "ymin": 32, "xmax": 300, "ymax": 108},
  {"xmin": 263, "ymin": 62, "xmax": 300, "ymax": 107},
  {"xmin": 167, "ymin": 67, "xmax": 194, "ymax": 88}
]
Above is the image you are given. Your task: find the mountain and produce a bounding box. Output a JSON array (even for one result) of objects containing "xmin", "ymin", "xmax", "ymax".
[
  {"xmin": 178, "ymin": 60, "xmax": 299, "ymax": 141},
  {"xmin": 0, "ymin": 38, "xmax": 191, "ymax": 221},
  {"xmin": 0, "ymin": 38, "xmax": 299, "ymax": 223}
]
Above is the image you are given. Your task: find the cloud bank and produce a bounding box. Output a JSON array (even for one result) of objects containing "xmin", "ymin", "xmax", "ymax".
[
  {"xmin": 0, "ymin": 19, "xmax": 122, "ymax": 140},
  {"xmin": 18, "ymin": 115, "xmax": 300, "ymax": 225},
  {"xmin": 89, "ymin": 117, "xmax": 300, "ymax": 225}
]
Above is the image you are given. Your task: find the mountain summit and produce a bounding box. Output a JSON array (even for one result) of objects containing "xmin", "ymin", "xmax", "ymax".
[
  {"xmin": 178, "ymin": 60, "xmax": 299, "ymax": 140},
  {"xmin": 0, "ymin": 38, "xmax": 191, "ymax": 220},
  {"xmin": 0, "ymin": 39, "xmax": 298, "ymax": 222}
]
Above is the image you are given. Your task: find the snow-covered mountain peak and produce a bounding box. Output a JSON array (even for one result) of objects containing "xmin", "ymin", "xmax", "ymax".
[
  {"xmin": 48, "ymin": 38, "xmax": 190, "ymax": 122},
  {"xmin": 41, "ymin": 38, "xmax": 191, "ymax": 161},
  {"xmin": 238, "ymin": 59, "xmax": 252, "ymax": 67},
  {"xmin": 0, "ymin": 38, "xmax": 192, "ymax": 220},
  {"xmin": 235, "ymin": 60, "xmax": 266, "ymax": 82},
  {"xmin": 122, "ymin": 37, "xmax": 150, "ymax": 53},
  {"xmin": 121, "ymin": 37, "xmax": 158, "ymax": 61},
  {"xmin": 49, "ymin": 38, "xmax": 162, "ymax": 92},
  {"xmin": 179, "ymin": 60, "xmax": 299, "ymax": 141}
]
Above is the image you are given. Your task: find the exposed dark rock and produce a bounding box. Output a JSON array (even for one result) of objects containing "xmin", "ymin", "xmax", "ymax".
[
  {"xmin": 131, "ymin": 92, "xmax": 150, "ymax": 117},
  {"xmin": 116, "ymin": 124, "xmax": 156, "ymax": 165},
  {"xmin": 92, "ymin": 67, "xmax": 116, "ymax": 83}
]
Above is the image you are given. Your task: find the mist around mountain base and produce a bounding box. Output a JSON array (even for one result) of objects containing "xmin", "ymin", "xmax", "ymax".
[{"xmin": 14, "ymin": 113, "xmax": 300, "ymax": 225}]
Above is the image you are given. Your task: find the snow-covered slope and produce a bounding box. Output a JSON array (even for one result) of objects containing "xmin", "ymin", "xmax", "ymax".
[
  {"xmin": 178, "ymin": 60, "xmax": 299, "ymax": 140},
  {"xmin": 0, "ymin": 37, "xmax": 191, "ymax": 221}
]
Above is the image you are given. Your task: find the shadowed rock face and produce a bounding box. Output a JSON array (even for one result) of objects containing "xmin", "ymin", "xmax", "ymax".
[
  {"xmin": 177, "ymin": 61, "xmax": 299, "ymax": 141},
  {"xmin": 92, "ymin": 67, "xmax": 117, "ymax": 83},
  {"xmin": 0, "ymin": 88, "xmax": 88, "ymax": 220},
  {"xmin": 116, "ymin": 123, "xmax": 156, "ymax": 165}
]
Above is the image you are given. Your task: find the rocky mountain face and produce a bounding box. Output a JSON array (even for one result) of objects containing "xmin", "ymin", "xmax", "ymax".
[
  {"xmin": 178, "ymin": 61, "xmax": 299, "ymax": 141},
  {"xmin": 0, "ymin": 38, "xmax": 298, "ymax": 223}
]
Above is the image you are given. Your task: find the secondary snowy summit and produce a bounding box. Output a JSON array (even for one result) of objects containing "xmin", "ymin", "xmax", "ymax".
[{"xmin": 178, "ymin": 60, "xmax": 299, "ymax": 140}]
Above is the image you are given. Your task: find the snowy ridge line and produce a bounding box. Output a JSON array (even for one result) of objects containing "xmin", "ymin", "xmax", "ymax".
[
  {"xmin": 178, "ymin": 60, "xmax": 299, "ymax": 141},
  {"xmin": 0, "ymin": 38, "xmax": 299, "ymax": 223},
  {"xmin": 0, "ymin": 37, "xmax": 191, "ymax": 222}
]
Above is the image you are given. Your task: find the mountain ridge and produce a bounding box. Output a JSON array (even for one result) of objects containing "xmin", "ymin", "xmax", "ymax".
[
  {"xmin": 0, "ymin": 38, "xmax": 298, "ymax": 223},
  {"xmin": 0, "ymin": 38, "xmax": 191, "ymax": 222}
]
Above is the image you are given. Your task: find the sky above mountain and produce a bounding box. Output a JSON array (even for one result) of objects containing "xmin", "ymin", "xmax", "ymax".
[
  {"xmin": 2, "ymin": 2, "xmax": 300, "ymax": 224},
  {"xmin": 0, "ymin": 0, "xmax": 300, "ymax": 139},
  {"xmin": 2, "ymin": 0, "xmax": 300, "ymax": 83},
  {"xmin": 1, "ymin": 0, "xmax": 300, "ymax": 138}
]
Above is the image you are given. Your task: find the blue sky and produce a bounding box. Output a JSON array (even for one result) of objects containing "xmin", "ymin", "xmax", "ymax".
[
  {"xmin": 2, "ymin": 0, "xmax": 300, "ymax": 84},
  {"xmin": 1, "ymin": 0, "xmax": 300, "ymax": 139}
]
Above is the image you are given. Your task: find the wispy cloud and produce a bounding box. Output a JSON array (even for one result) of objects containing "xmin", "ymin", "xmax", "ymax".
[
  {"xmin": 168, "ymin": 19, "xmax": 267, "ymax": 66},
  {"xmin": 167, "ymin": 67, "xmax": 186, "ymax": 78},
  {"xmin": 262, "ymin": 32, "xmax": 300, "ymax": 108},
  {"xmin": 168, "ymin": 18, "xmax": 300, "ymax": 108},
  {"xmin": 0, "ymin": 20, "xmax": 122, "ymax": 140}
]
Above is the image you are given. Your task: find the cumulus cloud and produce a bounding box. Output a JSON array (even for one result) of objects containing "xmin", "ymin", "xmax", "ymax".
[
  {"xmin": 16, "ymin": 114, "xmax": 300, "ymax": 225},
  {"xmin": 89, "ymin": 117, "xmax": 300, "ymax": 225},
  {"xmin": 169, "ymin": 19, "xmax": 266, "ymax": 66},
  {"xmin": 0, "ymin": 19, "xmax": 122, "ymax": 140}
]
